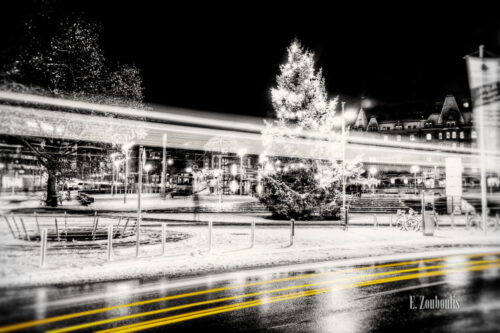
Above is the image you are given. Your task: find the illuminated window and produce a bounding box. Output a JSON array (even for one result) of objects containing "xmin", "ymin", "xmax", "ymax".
[
  {"xmin": 452, "ymin": 131, "xmax": 456, "ymax": 139},
  {"xmin": 471, "ymin": 131, "xmax": 477, "ymax": 139},
  {"xmin": 459, "ymin": 131, "xmax": 464, "ymax": 139},
  {"xmin": 426, "ymin": 133, "xmax": 432, "ymax": 141},
  {"xmin": 446, "ymin": 132, "xmax": 450, "ymax": 139},
  {"xmin": 439, "ymin": 133, "xmax": 443, "ymax": 140},
  {"xmin": 410, "ymin": 134, "xmax": 415, "ymax": 141}
]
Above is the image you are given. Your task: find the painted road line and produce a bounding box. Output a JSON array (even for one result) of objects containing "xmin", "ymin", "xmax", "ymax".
[
  {"xmin": 47, "ymin": 258, "xmax": 500, "ymax": 333},
  {"xmin": 98, "ymin": 263, "xmax": 500, "ymax": 333},
  {"xmin": 0, "ymin": 252, "xmax": 497, "ymax": 333}
]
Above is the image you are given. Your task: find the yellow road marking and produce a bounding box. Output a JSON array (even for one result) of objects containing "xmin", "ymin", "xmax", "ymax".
[
  {"xmin": 47, "ymin": 258, "xmax": 500, "ymax": 333},
  {"xmin": 0, "ymin": 251, "xmax": 497, "ymax": 332},
  {"xmin": 99, "ymin": 262, "xmax": 500, "ymax": 333}
]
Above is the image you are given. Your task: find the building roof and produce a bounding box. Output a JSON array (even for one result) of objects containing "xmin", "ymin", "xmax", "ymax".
[{"xmin": 351, "ymin": 95, "xmax": 473, "ymax": 126}]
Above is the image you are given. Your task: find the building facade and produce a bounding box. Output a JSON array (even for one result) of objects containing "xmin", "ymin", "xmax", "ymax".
[{"xmin": 351, "ymin": 95, "xmax": 476, "ymax": 148}]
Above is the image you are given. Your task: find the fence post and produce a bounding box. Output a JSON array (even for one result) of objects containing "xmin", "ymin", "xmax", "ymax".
[
  {"xmin": 54, "ymin": 218, "xmax": 60, "ymax": 242},
  {"xmin": 161, "ymin": 223, "xmax": 166, "ymax": 255},
  {"xmin": 19, "ymin": 217, "xmax": 30, "ymax": 241},
  {"xmin": 208, "ymin": 220, "xmax": 213, "ymax": 252},
  {"xmin": 107, "ymin": 225, "xmax": 113, "ymax": 261},
  {"xmin": 251, "ymin": 220, "xmax": 255, "ymax": 248},
  {"xmin": 34, "ymin": 212, "xmax": 41, "ymax": 235},
  {"xmin": 40, "ymin": 228, "xmax": 47, "ymax": 268},
  {"xmin": 290, "ymin": 219, "xmax": 295, "ymax": 246},
  {"xmin": 64, "ymin": 211, "xmax": 67, "ymax": 238},
  {"xmin": 3, "ymin": 216, "xmax": 16, "ymax": 239}
]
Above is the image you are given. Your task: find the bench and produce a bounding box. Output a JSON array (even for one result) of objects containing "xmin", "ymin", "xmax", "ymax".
[{"xmin": 76, "ymin": 193, "xmax": 94, "ymax": 206}]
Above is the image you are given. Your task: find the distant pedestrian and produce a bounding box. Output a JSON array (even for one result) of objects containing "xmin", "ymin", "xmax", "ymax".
[{"xmin": 209, "ymin": 178, "xmax": 216, "ymax": 194}]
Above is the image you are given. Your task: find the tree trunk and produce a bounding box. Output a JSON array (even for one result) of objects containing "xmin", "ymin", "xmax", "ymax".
[{"xmin": 47, "ymin": 172, "xmax": 58, "ymax": 207}]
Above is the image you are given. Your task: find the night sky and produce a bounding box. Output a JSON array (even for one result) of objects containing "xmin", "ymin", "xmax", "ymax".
[{"xmin": 1, "ymin": 1, "xmax": 500, "ymax": 117}]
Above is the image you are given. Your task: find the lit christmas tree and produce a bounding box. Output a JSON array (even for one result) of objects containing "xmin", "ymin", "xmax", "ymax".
[{"xmin": 260, "ymin": 40, "xmax": 362, "ymax": 220}]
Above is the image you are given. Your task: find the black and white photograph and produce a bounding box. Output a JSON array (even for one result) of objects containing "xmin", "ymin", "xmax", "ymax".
[{"xmin": 0, "ymin": 1, "xmax": 500, "ymax": 332}]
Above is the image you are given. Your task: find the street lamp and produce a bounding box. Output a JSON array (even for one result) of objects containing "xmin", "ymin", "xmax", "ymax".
[
  {"xmin": 121, "ymin": 142, "xmax": 134, "ymax": 204},
  {"xmin": 369, "ymin": 167, "xmax": 378, "ymax": 195},
  {"xmin": 341, "ymin": 102, "xmax": 358, "ymax": 211},
  {"xmin": 410, "ymin": 165, "xmax": 420, "ymax": 195},
  {"xmin": 237, "ymin": 149, "xmax": 247, "ymax": 195},
  {"xmin": 110, "ymin": 152, "xmax": 120, "ymax": 196}
]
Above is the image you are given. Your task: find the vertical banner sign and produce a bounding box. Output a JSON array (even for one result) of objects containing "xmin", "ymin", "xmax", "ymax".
[
  {"xmin": 466, "ymin": 56, "xmax": 500, "ymax": 170},
  {"xmin": 467, "ymin": 55, "xmax": 500, "ymax": 232}
]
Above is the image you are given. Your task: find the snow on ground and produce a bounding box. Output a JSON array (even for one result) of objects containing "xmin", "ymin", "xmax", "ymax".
[{"xmin": 0, "ymin": 216, "xmax": 499, "ymax": 288}]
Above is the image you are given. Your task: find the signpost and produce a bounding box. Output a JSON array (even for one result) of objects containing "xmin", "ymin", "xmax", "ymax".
[{"xmin": 466, "ymin": 46, "xmax": 500, "ymax": 234}]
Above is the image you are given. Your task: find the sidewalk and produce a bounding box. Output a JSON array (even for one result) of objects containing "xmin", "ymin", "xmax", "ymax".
[{"xmin": 1, "ymin": 222, "xmax": 499, "ymax": 288}]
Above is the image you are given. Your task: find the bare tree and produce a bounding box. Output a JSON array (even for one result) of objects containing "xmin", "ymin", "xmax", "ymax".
[{"xmin": 0, "ymin": 19, "xmax": 146, "ymax": 206}]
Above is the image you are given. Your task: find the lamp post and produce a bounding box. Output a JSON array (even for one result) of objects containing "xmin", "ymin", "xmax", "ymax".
[
  {"xmin": 0, "ymin": 162, "xmax": 4, "ymax": 195},
  {"xmin": 110, "ymin": 152, "xmax": 120, "ymax": 196},
  {"xmin": 121, "ymin": 142, "xmax": 134, "ymax": 204},
  {"xmin": 161, "ymin": 134, "xmax": 167, "ymax": 200},
  {"xmin": 341, "ymin": 103, "xmax": 358, "ymax": 210},
  {"xmin": 113, "ymin": 159, "xmax": 122, "ymax": 195},
  {"xmin": 369, "ymin": 167, "xmax": 378, "ymax": 195},
  {"xmin": 410, "ymin": 165, "xmax": 420, "ymax": 195},
  {"xmin": 237, "ymin": 149, "xmax": 247, "ymax": 195}
]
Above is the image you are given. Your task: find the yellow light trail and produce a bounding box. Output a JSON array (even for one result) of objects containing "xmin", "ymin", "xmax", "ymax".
[
  {"xmin": 0, "ymin": 252, "xmax": 496, "ymax": 333},
  {"xmin": 98, "ymin": 262, "xmax": 500, "ymax": 333},
  {"xmin": 47, "ymin": 258, "xmax": 500, "ymax": 333}
]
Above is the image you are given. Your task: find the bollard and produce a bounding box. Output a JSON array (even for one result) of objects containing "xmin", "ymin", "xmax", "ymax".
[
  {"xmin": 107, "ymin": 225, "xmax": 113, "ymax": 261},
  {"xmin": 64, "ymin": 211, "xmax": 68, "ymax": 238},
  {"xmin": 208, "ymin": 220, "xmax": 213, "ymax": 252},
  {"xmin": 54, "ymin": 218, "xmax": 60, "ymax": 242},
  {"xmin": 290, "ymin": 219, "xmax": 295, "ymax": 246},
  {"xmin": 40, "ymin": 228, "xmax": 48, "ymax": 267},
  {"xmin": 250, "ymin": 220, "xmax": 255, "ymax": 248},
  {"xmin": 161, "ymin": 223, "xmax": 166, "ymax": 255},
  {"xmin": 19, "ymin": 217, "xmax": 30, "ymax": 241},
  {"xmin": 3, "ymin": 216, "xmax": 16, "ymax": 238},
  {"xmin": 34, "ymin": 212, "xmax": 41, "ymax": 235}
]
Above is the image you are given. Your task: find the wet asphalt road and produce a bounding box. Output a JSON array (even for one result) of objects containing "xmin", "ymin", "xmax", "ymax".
[{"xmin": 1, "ymin": 251, "xmax": 500, "ymax": 332}]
